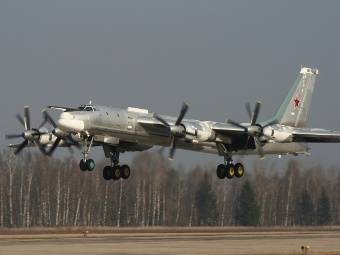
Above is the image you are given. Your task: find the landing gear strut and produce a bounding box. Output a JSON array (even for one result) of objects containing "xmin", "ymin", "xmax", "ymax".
[
  {"xmin": 102, "ymin": 146, "xmax": 131, "ymax": 181},
  {"xmin": 79, "ymin": 135, "xmax": 96, "ymax": 171}
]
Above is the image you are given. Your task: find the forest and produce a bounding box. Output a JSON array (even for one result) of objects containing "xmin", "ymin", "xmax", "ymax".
[{"xmin": 0, "ymin": 149, "xmax": 338, "ymax": 228}]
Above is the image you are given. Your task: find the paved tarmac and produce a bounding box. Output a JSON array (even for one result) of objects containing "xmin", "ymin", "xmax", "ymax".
[{"xmin": 0, "ymin": 230, "xmax": 340, "ymax": 255}]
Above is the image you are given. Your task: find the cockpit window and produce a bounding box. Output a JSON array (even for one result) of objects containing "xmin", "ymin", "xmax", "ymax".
[{"xmin": 78, "ymin": 105, "xmax": 96, "ymax": 111}]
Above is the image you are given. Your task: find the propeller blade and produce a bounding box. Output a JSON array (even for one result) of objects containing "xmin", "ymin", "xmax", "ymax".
[
  {"xmin": 5, "ymin": 134, "xmax": 23, "ymax": 139},
  {"xmin": 154, "ymin": 114, "xmax": 170, "ymax": 128},
  {"xmin": 169, "ymin": 136, "xmax": 176, "ymax": 160},
  {"xmin": 38, "ymin": 118, "xmax": 48, "ymax": 129},
  {"xmin": 24, "ymin": 106, "xmax": 31, "ymax": 130},
  {"xmin": 43, "ymin": 110, "xmax": 57, "ymax": 128},
  {"xmin": 243, "ymin": 136, "xmax": 252, "ymax": 150},
  {"xmin": 227, "ymin": 119, "xmax": 247, "ymax": 131},
  {"xmin": 33, "ymin": 141, "xmax": 48, "ymax": 155},
  {"xmin": 175, "ymin": 102, "xmax": 189, "ymax": 125},
  {"xmin": 47, "ymin": 137, "xmax": 61, "ymax": 156},
  {"xmin": 245, "ymin": 103, "xmax": 252, "ymax": 120},
  {"xmin": 14, "ymin": 139, "xmax": 29, "ymax": 155},
  {"xmin": 254, "ymin": 137, "xmax": 265, "ymax": 159},
  {"xmin": 16, "ymin": 114, "xmax": 25, "ymax": 127},
  {"xmin": 251, "ymin": 101, "xmax": 261, "ymax": 125}
]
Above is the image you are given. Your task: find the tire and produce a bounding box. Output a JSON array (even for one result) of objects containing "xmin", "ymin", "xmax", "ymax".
[
  {"xmin": 120, "ymin": 165, "xmax": 131, "ymax": 179},
  {"xmin": 103, "ymin": 166, "xmax": 112, "ymax": 180},
  {"xmin": 216, "ymin": 164, "xmax": 227, "ymax": 179},
  {"xmin": 86, "ymin": 159, "xmax": 95, "ymax": 171},
  {"xmin": 112, "ymin": 166, "xmax": 121, "ymax": 180},
  {"xmin": 234, "ymin": 163, "xmax": 245, "ymax": 178},
  {"xmin": 79, "ymin": 159, "xmax": 87, "ymax": 171},
  {"xmin": 226, "ymin": 163, "xmax": 235, "ymax": 179}
]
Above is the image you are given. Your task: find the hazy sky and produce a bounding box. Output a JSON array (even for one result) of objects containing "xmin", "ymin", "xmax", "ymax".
[{"xmin": 1, "ymin": 0, "xmax": 340, "ymax": 168}]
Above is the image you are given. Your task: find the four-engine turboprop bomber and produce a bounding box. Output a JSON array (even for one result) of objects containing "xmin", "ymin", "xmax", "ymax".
[{"xmin": 7, "ymin": 67, "xmax": 340, "ymax": 181}]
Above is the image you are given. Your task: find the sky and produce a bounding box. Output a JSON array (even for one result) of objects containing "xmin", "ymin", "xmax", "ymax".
[{"xmin": 1, "ymin": 0, "xmax": 340, "ymax": 169}]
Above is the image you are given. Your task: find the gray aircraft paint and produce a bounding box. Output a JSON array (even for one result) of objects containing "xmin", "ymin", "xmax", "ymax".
[
  {"xmin": 272, "ymin": 67, "xmax": 317, "ymax": 128},
  {"xmin": 7, "ymin": 67, "xmax": 340, "ymax": 164}
]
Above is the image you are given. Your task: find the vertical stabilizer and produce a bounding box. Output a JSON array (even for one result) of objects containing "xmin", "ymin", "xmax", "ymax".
[{"xmin": 273, "ymin": 67, "xmax": 318, "ymax": 127}]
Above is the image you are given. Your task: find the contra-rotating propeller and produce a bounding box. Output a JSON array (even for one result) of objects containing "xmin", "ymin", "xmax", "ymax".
[
  {"xmin": 226, "ymin": 101, "xmax": 272, "ymax": 158},
  {"xmin": 5, "ymin": 106, "xmax": 48, "ymax": 155},
  {"xmin": 153, "ymin": 102, "xmax": 189, "ymax": 160},
  {"xmin": 41, "ymin": 110, "xmax": 80, "ymax": 156}
]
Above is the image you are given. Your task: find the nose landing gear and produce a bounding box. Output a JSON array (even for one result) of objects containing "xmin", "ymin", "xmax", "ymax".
[
  {"xmin": 79, "ymin": 158, "xmax": 95, "ymax": 171},
  {"xmin": 79, "ymin": 135, "xmax": 96, "ymax": 171}
]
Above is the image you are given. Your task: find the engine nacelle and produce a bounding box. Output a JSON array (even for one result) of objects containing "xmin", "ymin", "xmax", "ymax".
[
  {"xmin": 183, "ymin": 122, "xmax": 214, "ymax": 142},
  {"xmin": 53, "ymin": 128, "xmax": 69, "ymax": 138},
  {"xmin": 39, "ymin": 133, "xmax": 52, "ymax": 145},
  {"xmin": 263, "ymin": 126, "xmax": 293, "ymax": 143}
]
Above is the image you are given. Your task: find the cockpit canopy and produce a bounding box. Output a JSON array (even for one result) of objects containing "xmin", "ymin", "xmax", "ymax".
[{"xmin": 78, "ymin": 105, "xmax": 96, "ymax": 111}]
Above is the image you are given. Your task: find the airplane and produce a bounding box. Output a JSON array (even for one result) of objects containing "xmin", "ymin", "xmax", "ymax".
[{"xmin": 6, "ymin": 66, "xmax": 340, "ymax": 181}]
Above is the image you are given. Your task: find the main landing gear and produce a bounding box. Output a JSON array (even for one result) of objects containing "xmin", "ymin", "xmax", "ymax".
[
  {"xmin": 216, "ymin": 156, "xmax": 245, "ymax": 180},
  {"xmin": 215, "ymin": 143, "xmax": 245, "ymax": 180},
  {"xmin": 77, "ymin": 139, "xmax": 132, "ymax": 181},
  {"xmin": 102, "ymin": 147, "xmax": 131, "ymax": 181}
]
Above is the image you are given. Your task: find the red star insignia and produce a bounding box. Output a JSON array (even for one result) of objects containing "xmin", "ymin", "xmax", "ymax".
[{"xmin": 293, "ymin": 98, "xmax": 301, "ymax": 108}]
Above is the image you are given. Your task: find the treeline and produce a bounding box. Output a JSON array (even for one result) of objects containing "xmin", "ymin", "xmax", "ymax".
[{"xmin": 0, "ymin": 149, "xmax": 339, "ymax": 227}]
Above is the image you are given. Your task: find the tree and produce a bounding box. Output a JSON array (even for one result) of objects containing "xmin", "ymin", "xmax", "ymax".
[
  {"xmin": 195, "ymin": 172, "xmax": 217, "ymax": 226},
  {"xmin": 295, "ymin": 189, "xmax": 314, "ymax": 225},
  {"xmin": 317, "ymin": 188, "xmax": 331, "ymax": 225},
  {"xmin": 235, "ymin": 180, "xmax": 259, "ymax": 226}
]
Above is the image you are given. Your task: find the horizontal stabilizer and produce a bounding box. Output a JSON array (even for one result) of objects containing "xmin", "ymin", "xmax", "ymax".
[{"xmin": 292, "ymin": 128, "xmax": 340, "ymax": 143}]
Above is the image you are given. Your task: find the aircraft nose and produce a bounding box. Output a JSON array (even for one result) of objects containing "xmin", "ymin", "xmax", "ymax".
[
  {"xmin": 58, "ymin": 112, "xmax": 85, "ymax": 132},
  {"xmin": 60, "ymin": 112, "xmax": 74, "ymax": 120}
]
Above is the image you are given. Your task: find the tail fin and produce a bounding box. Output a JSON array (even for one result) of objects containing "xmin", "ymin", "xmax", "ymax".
[{"xmin": 272, "ymin": 66, "xmax": 318, "ymax": 127}]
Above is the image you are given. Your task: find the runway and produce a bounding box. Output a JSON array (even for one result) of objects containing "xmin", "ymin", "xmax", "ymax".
[{"xmin": 1, "ymin": 229, "xmax": 340, "ymax": 255}]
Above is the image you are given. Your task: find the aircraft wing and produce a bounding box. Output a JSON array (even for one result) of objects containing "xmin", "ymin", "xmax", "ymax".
[
  {"xmin": 137, "ymin": 116, "xmax": 165, "ymax": 127},
  {"xmin": 292, "ymin": 128, "xmax": 340, "ymax": 143},
  {"xmin": 137, "ymin": 116, "xmax": 175, "ymax": 128},
  {"xmin": 8, "ymin": 142, "xmax": 35, "ymax": 148},
  {"xmin": 212, "ymin": 123, "xmax": 246, "ymax": 135}
]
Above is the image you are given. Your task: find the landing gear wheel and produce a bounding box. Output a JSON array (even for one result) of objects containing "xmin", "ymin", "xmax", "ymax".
[
  {"xmin": 216, "ymin": 164, "xmax": 227, "ymax": 179},
  {"xmin": 86, "ymin": 159, "xmax": 95, "ymax": 171},
  {"xmin": 234, "ymin": 163, "xmax": 245, "ymax": 178},
  {"xmin": 112, "ymin": 166, "xmax": 121, "ymax": 180},
  {"xmin": 120, "ymin": 165, "xmax": 131, "ymax": 179},
  {"xmin": 103, "ymin": 166, "xmax": 112, "ymax": 180},
  {"xmin": 226, "ymin": 163, "xmax": 235, "ymax": 179},
  {"xmin": 79, "ymin": 159, "xmax": 87, "ymax": 171}
]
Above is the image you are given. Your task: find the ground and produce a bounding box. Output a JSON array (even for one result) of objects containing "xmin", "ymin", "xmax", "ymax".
[{"xmin": 0, "ymin": 227, "xmax": 340, "ymax": 255}]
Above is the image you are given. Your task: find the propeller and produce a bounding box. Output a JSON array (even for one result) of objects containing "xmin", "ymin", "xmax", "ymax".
[
  {"xmin": 226, "ymin": 101, "xmax": 270, "ymax": 158},
  {"xmin": 154, "ymin": 102, "xmax": 189, "ymax": 160},
  {"xmin": 6, "ymin": 106, "xmax": 48, "ymax": 155},
  {"xmin": 41, "ymin": 110, "xmax": 80, "ymax": 156}
]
